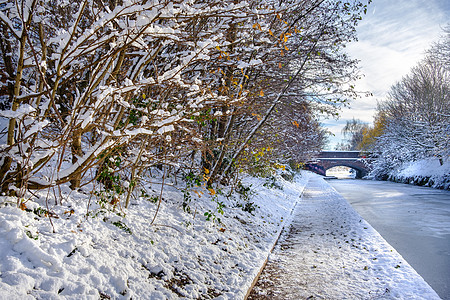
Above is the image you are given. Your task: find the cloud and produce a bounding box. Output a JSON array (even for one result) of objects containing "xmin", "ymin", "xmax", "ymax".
[{"xmin": 323, "ymin": 0, "xmax": 449, "ymax": 149}]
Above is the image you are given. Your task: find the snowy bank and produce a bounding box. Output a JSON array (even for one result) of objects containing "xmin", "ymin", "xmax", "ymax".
[
  {"xmin": 372, "ymin": 158, "xmax": 450, "ymax": 190},
  {"xmin": 0, "ymin": 172, "xmax": 310, "ymax": 299}
]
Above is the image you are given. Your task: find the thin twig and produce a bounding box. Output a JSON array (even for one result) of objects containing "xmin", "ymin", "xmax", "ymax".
[{"xmin": 150, "ymin": 145, "xmax": 167, "ymax": 225}]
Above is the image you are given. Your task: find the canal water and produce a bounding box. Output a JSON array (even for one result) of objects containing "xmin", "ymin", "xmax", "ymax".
[{"xmin": 328, "ymin": 179, "xmax": 450, "ymax": 299}]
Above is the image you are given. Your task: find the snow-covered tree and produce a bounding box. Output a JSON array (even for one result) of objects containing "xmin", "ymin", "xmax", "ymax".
[
  {"xmin": 203, "ymin": 0, "xmax": 369, "ymax": 183},
  {"xmin": 0, "ymin": 0, "xmax": 370, "ymax": 204},
  {"xmin": 0, "ymin": 1, "xmax": 230, "ymax": 195},
  {"xmin": 368, "ymin": 28, "xmax": 449, "ymax": 178}
]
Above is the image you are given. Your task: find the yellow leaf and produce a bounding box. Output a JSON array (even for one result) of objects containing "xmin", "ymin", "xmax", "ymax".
[
  {"xmin": 260, "ymin": 90, "xmax": 264, "ymax": 97},
  {"xmin": 284, "ymin": 45, "xmax": 289, "ymax": 51},
  {"xmin": 241, "ymin": 68, "xmax": 248, "ymax": 79},
  {"xmin": 204, "ymin": 168, "xmax": 209, "ymax": 174},
  {"xmin": 142, "ymin": 93, "xmax": 146, "ymax": 99},
  {"xmin": 284, "ymin": 35, "xmax": 288, "ymax": 43},
  {"xmin": 216, "ymin": 46, "xmax": 221, "ymax": 51},
  {"xmin": 269, "ymin": 29, "xmax": 273, "ymax": 36},
  {"xmin": 252, "ymin": 113, "xmax": 262, "ymax": 120},
  {"xmin": 208, "ymin": 188, "xmax": 216, "ymax": 196},
  {"xmin": 64, "ymin": 209, "xmax": 75, "ymax": 215}
]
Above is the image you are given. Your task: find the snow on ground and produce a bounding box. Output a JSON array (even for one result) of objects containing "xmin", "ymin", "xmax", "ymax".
[
  {"xmin": 0, "ymin": 170, "xmax": 309, "ymax": 299},
  {"xmin": 248, "ymin": 174, "xmax": 440, "ymax": 299},
  {"xmin": 0, "ymin": 171, "xmax": 441, "ymax": 299}
]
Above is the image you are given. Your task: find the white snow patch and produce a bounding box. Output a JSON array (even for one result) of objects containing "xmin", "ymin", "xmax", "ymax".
[{"xmin": 0, "ymin": 171, "xmax": 309, "ymax": 299}]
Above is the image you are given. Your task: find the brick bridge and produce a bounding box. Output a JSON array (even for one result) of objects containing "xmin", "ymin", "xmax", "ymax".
[{"xmin": 305, "ymin": 151, "xmax": 369, "ymax": 179}]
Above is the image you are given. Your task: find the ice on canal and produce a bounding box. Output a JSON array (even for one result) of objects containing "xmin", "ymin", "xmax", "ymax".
[{"xmin": 248, "ymin": 174, "xmax": 440, "ymax": 299}]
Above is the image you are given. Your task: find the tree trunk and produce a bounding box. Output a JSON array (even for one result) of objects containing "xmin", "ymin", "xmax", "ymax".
[
  {"xmin": 0, "ymin": 27, "xmax": 28, "ymax": 190},
  {"xmin": 0, "ymin": 25, "xmax": 15, "ymax": 108},
  {"xmin": 69, "ymin": 131, "xmax": 83, "ymax": 189}
]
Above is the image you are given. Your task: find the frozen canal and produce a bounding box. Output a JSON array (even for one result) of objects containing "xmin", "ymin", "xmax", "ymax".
[{"xmin": 328, "ymin": 179, "xmax": 450, "ymax": 300}]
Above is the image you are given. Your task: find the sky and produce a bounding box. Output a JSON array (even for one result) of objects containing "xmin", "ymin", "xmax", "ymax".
[{"xmin": 322, "ymin": 0, "xmax": 450, "ymax": 150}]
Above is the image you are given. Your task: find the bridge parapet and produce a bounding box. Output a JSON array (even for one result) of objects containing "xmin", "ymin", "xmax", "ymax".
[{"xmin": 318, "ymin": 151, "xmax": 362, "ymax": 159}]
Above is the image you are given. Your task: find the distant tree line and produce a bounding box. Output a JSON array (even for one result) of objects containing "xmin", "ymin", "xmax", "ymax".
[{"xmin": 335, "ymin": 118, "xmax": 369, "ymax": 151}]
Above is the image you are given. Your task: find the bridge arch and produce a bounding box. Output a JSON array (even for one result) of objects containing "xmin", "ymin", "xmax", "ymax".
[{"xmin": 305, "ymin": 151, "xmax": 370, "ymax": 179}]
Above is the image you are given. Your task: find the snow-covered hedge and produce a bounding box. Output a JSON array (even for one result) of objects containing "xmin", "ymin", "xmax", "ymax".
[{"xmin": 368, "ymin": 158, "xmax": 450, "ymax": 190}]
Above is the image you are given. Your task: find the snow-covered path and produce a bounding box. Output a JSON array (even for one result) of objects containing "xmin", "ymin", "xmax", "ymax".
[{"xmin": 248, "ymin": 175, "xmax": 440, "ymax": 299}]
